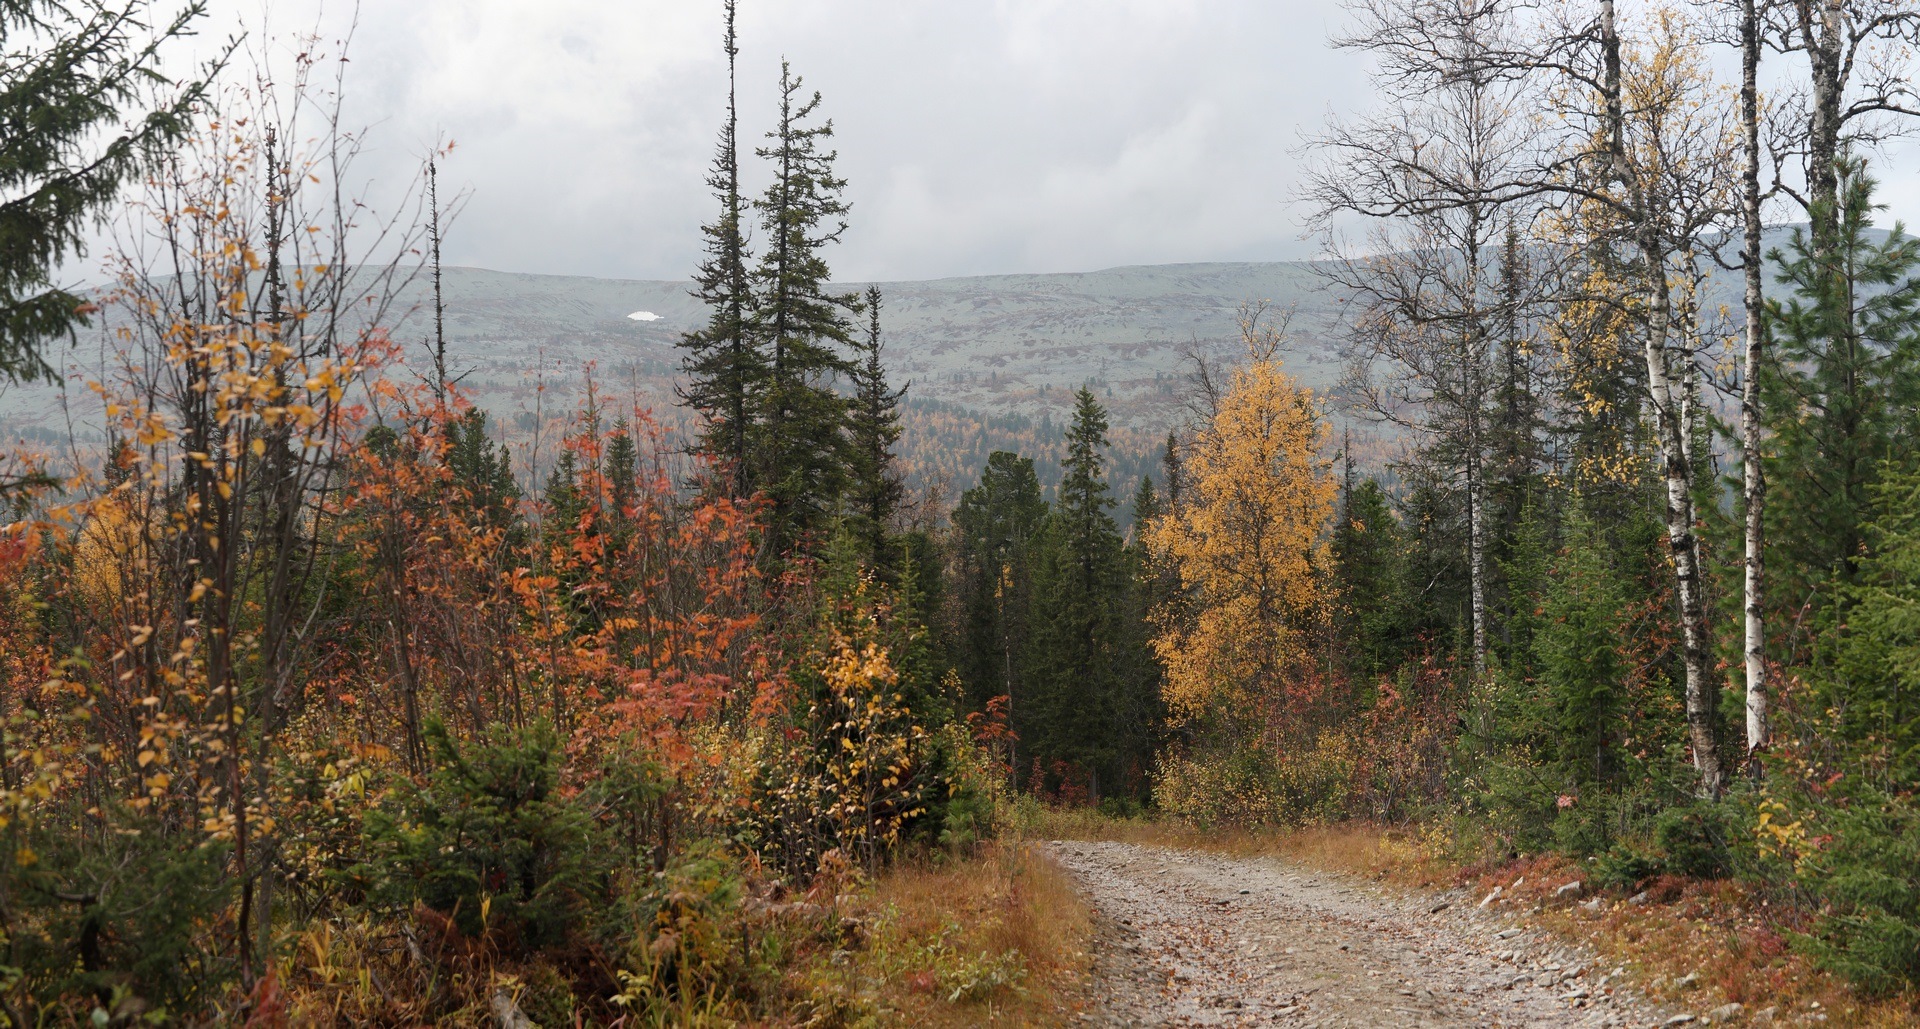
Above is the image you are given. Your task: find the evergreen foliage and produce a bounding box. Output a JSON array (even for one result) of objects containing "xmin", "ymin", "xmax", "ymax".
[
  {"xmin": 676, "ymin": 0, "xmax": 761, "ymax": 495},
  {"xmin": 847, "ymin": 284, "xmax": 906, "ymax": 574},
  {"xmin": 1532, "ymin": 502, "xmax": 1631, "ymax": 794},
  {"xmin": 0, "ymin": 0, "xmax": 217, "ymax": 383},
  {"xmin": 748, "ymin": 61, "xmax": 860, "ymax": 555},
  {"xmin": 1332, "ymin": 478, "xmax": 1408, "ymax": 682},
  {"xmin": 1761, "ymin": 162, "xmax": 1920, "ymax": 649},
  {"xmin": 952, "ymin": 451, "xmax": 1047, "ymax": 716},
  {"xmin": 356, "ymin": 719, "xmax": 608, "ymax": 952},
  {"xmin": 446, "ymin": 408, "xmax": 522, "ymax": 525},
  {"xmin": 1790, "ymin": 459, "xmax": 1920, "ymax": 994},
  {"xmin": 3, "ymin": 807, "xmax": 235, "ymax": 1019},
  {"xmin": 1023, "ymin": 389, "xmax": 1147, "ymax": 799},
  {"xmin": 604, "ymin": 420, "xmax": 638, "ymax": 524}
]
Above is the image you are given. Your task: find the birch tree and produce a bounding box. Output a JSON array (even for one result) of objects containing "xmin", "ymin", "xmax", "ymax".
[{"xmin": 1309, "ymin": 0, "xmax": 1545, "ymax": 681}]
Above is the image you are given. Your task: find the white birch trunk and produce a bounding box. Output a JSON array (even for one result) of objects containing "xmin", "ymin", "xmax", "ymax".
[{"xmin": 1640, "ymin": 248, "xmax": 1726, "ymax": 797}]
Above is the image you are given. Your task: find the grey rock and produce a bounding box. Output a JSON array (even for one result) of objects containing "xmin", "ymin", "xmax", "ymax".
[{"xmin": 490, "ymin": 991, "xmax": 534, "ymax": 1029}]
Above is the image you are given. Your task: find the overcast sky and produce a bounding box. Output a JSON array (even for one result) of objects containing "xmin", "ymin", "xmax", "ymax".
[{"xmin": 188, "ymin": 0, "xmax": 1920, "ymax": 284}]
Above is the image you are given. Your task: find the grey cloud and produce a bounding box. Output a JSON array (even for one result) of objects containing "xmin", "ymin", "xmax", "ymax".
[{"xmin": 177, "ymin": 0, "xmax": 1920, "ymax": 283}]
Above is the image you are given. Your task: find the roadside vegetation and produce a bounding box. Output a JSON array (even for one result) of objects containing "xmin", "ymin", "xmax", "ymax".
[
  {"xmin": 1034, "ymin": 806, "xmax": 1915, "ymax": 1026},
  {"xmin": 5, "ymin": 0, "xmax": 1920, "ymax": 1024}
]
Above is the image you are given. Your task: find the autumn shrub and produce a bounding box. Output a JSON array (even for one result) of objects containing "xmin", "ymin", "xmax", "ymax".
[
  {"xmin": 1153, "ymin": 747, "xmax": 1281, "ymax": 826},
  {"xmin": 351, "ymin": 719, "xmax": 612, "ymax": 955},
  {"xmin": 1350, "ymin": 661, "xmax": 1458, "ymax": 822},
  {"xmin": 747, "ymin": 616, "xmax": 938, "ymax": 878},
  {"xmin": 919, "ymin": 721, "xmax": 1000, "ymax": 855},
  {"xmin": 273, "ymin": 739, "xmax": 397, "ymax": 915},
  {"xmin": 609, "ymin": 840, "xmax": 749, "ymax": 1020}
]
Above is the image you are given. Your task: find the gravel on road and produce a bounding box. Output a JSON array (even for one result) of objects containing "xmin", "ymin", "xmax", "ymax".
[{"xmin": 1052, "ymin": 840, "xmax": 1691, "ymax": 1028}]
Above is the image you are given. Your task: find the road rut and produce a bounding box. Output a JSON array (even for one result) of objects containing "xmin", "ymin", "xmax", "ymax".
[{"xmin": 1053, "ymin": 840, "xmax": 1678, "ymax": 1028}]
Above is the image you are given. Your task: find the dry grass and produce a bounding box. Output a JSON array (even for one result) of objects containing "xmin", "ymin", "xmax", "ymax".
[
  {"xmin": 1029, "ymin": 805, "xmax": 1920, "ymax": 1028},
  {"xmin": 785, "ymin": 840, "xmax": 1096, "ymax": 1026},
  {"xmin": 1519, "ymin": 874, "xmax": 1919, "ymax": 1028},
  {"xmin": 275, "ymin": 841, "xmax": 1096, "ymax": 1027}
]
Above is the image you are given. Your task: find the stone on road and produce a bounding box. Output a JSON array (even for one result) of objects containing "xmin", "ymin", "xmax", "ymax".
[{"xmin": 1051, "ymin": 840, "xmax": 1674, "ymax": 1028}]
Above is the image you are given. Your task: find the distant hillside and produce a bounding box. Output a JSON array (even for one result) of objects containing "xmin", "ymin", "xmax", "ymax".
[
  {"xmin": 0, "ymin": 230, "xmax": 1828, "ymax": 502},
  {"xmin": 0, "ymin": 261, "xmax": 1348, "ymax": 504},
  {"xmin": 370, "ymin": 260, "xmax": 1349, "ymax": 431}
]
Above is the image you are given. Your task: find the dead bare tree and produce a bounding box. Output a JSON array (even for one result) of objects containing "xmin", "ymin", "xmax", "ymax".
[{"xmin": 1307, "ymin": 0, "xmax": 1549, "ymax": 681}]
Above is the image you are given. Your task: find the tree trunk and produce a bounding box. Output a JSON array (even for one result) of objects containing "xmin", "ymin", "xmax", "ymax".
[
  {"xmin": 1741, "ymin": 0, "xmax": 1769, "ymax": 768},
  {"xmin": 1799, "ymin": 0, "xmax": 1846, "ymax": 233},
  {"xmin": 1466, "ymin": 361, "xmax": 1488, "ymax": 681},
  {"xmin": 1640, "ymin": 245, "xmax": 1726, "ymax": 797}
]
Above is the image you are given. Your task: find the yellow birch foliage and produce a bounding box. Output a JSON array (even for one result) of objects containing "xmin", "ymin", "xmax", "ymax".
[{"xmin": 1147, "ymin": 354, "xmax": 1336, "ymax": 730}]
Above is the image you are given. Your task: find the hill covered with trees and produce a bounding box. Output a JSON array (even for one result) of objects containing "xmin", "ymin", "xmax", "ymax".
[{"xmin": 5, "ymin": 0, "xmax": 1920, "ymax": 1023}]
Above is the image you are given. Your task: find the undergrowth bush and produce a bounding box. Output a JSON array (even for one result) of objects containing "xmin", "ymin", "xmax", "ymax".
[
  {"xmin": 1153, "ymin": 727, "xmax": 1362, "ymax": 827},
  {"xmin": 1792, "ymin": 786, "xmax": 1920, "ymax": 997},
  {"xmin": 351, "ymin": 719, "xmax": 610, "ymax": 955},
  {"xmin": 1, "ymin": 806, "xmax": 235, "ymax": 1023}
]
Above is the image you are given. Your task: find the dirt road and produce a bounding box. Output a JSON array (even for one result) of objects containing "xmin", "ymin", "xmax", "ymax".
[{"xmin": 1053, "ymin": 840, "xmax": 1691, "ymax": 1028}]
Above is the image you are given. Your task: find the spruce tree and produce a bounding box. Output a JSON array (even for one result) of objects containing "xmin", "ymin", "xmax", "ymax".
[
  {"xmin": 446, "ymin": 409, "xmax": 522, "ymax": 528},
  {"xmin": 541, "ymin": 450, "xmax": 584, "ymax": 555},
  {"xmin": 1532, "ymin": 501, "xmax": 1630, "ymax": 796},
  {"xmin": 676, "ymin": 0, "xmax": 761, "ymax": 496},
  {"xmin": 1761, "ymin": 162, "xmax": 1920, "ymax": 650},
  {"xmin": 1794, "ymin": 460, "xmax": 1920, "ymax": 995},
  {"xmin": 846, "ymin": 284, "xmax": 905, "ymax": 573},
  {"xmin": 0, "ymin": 0, "xmax": 218, "ymax": 384},
  {"xmin": 1129, "ymin": 476, "xmax": 1161, "ymax": 541},
  {"xmin": 953, "ymin": 451, "xmax": 1047, "ymax": 723},
  {"xmin": 749, "ymin": 60, "xmax": 860, "ymax": 555},
  {"xmin": 1332, "ymin": 477, "xmax": 1408, "ymax": 682},
  {"xmin": 1113, "ymin": 476, "xmax": 1168, "ymax": 797},
  {"xmin": 1494, "ymin": 494, "xmax": 1550, "ymax": 681},
  {"xmin": 604, "ymin": 419, "xmax": 638, "ymax": 531},
  {"xmin": 1024, "ymin": 388, "xmax": 1130, "ymax": 799}
]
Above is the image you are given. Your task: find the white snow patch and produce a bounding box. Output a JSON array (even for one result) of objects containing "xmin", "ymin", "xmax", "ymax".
[{"xmin": 627, "ymin": 310, "xmax": 660, "ymax": 322}]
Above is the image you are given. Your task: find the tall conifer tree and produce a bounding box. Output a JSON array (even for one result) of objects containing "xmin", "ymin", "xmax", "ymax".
[
  {"xmin": 676, "ymin": 0, "xmax": 760, "ymax": 497},
  {"xmin": 1025, "ymin": 388, "xmax": 1131, "ymax": 799},
  {"xmin": 749, "ymin": 60, "xmax": 860, "ymax": 554},
  {"xmin": 1761, "ymin": 163, "xmax": 1920, "ymax": 652},
  {"xmin": 847, "ymin": 284, "xmax": 905, "ymax": 573},
  {"xmin": 953, "ymin": 451, "xmax": 1047, "ymax": 744}
]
